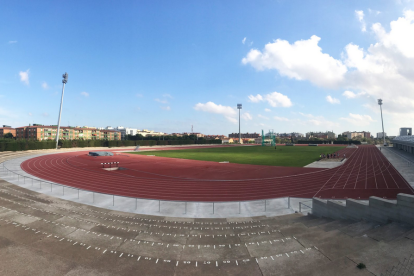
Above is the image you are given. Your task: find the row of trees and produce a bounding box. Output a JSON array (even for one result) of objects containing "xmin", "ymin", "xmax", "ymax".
[
  {"xmin": 0, "ymin": 138, "xmax": 222, "ymax": 152},
  {"xmin": 126, "ymin": 134, "xmax": 204, "ymax": 141}
]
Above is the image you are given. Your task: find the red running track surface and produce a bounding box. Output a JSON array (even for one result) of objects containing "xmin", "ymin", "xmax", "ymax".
[{"xmin": 21, "ymin": 145, "xmax": 414, "ymax": 201}]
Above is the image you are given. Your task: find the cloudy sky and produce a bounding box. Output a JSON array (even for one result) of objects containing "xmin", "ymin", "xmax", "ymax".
[{"xmin": 1, "ymin": 0, "xmax": 414, "ymax": 136}]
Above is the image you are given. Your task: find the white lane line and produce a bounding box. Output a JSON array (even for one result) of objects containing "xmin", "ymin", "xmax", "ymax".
[
  {"xmin": 102, "ymin": 249, "xmax": 107, "ymax": 254},
  {"xmin": 156, "ymin": 259, "xmax": 159, "ymax": 264},
  {"xmin": 271, "ymin": 256, "xmax": 274, "ymax": 260},
  {"xmin": 236, "ymin": 260, "xmax": 238, "ymax": 266}
]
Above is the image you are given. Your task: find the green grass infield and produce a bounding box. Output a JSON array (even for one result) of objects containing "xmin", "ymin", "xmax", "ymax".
[{"xmin": 128, "ymin": 145, "xmax": 346, "ymax": 167}]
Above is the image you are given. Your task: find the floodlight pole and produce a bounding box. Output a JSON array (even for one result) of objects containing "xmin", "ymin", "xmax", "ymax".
[
  {"xmin": 378, "ymin": 99, "xmax": 386, "ymax": 146},
  {"xmin": 56, "ymin": 72, "xmax": 68, "ymax": 149},
  {"xmin": 237, "ymin": 104, "xmax": 242, "ymax": 144}
]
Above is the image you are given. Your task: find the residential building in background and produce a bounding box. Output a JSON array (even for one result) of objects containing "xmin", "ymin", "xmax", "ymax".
[
  {"xmin": 342, "ymin": 131, "xmax": 371, "ymax": 139},
  {"xmin": 277, "ymin": 132, "xmax": 304, "ymax": 138},
  {"xmin": 0, "ymin": 125, "xmax": 16, "ymax": 137},
  {"xmin": 228, "ymin": 132, "xmax": 260, "ymax": 139},
  {"xmin": 136, "ymin": 129, "xmax": 165, "ymax": 137},
  {"xmin": 12, "ymin": 124, "xmax": 120, "ymax": 140},
  {"xmin": 306, "ymin": 131, "xmax": 336, "ymax": 139},
  {"xmin": 204, "ymin": 135, "xmax": 227, "ymax": 140},
  {"xmin": 377, "ymin": 132, "xmax": 387, "ymax": 139},
  {"xmin": 400, "ymin": 127, "xmax": 412, "ymax": 136},
  {"xmin": 113, "ymin": 127, "xmax": 138, "ymax": 140}
]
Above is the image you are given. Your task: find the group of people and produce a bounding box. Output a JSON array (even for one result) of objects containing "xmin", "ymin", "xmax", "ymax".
[{"xmin": 320, "ymin": 153, "xmax": 346, "ymax": 160}]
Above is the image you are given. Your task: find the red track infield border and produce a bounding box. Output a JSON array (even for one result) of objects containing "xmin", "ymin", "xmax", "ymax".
[{"xmin": 20, "ymin": 145, "xmax": 414, "ymax": 201}]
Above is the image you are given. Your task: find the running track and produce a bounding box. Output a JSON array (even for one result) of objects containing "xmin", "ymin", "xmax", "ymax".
[{"xmin": 20, "ymin": 145, "xmax": 414, "ymax": 201}]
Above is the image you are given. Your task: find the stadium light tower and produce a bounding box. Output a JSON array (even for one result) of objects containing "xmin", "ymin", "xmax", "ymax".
[
  {"xmin": 56, "ymin": 72, "xmax": 68, "ymax": 149},
  {"xmin": 378, "ymin": 99, "xmax": 386, "ymax": 146},
  {"xmin": 237, "ymin": 103, "xmax": 242, "ymax": 144}
]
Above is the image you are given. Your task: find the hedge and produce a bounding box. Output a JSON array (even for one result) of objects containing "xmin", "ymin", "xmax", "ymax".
[{"xmin": 0, "ymin": 139, "xmax": 222, "ymax": 152}]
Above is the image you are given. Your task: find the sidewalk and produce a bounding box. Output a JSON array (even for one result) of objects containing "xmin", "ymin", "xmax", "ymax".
[{"xmin": 380, "ymin": 146, "xmax": 414, "ymax": 189}]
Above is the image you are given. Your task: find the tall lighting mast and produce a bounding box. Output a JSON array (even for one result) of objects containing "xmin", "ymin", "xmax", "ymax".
[
  {"xmin": 56, "ymin": 72, "xmax": 68, "ymax": 149},
  {"xmin": 237, "ymin": 104, "xmax": 242, "ymax": 144},
  {"xmin": 378, "ymin": 99, "xmax": 386, "ymax": 146}
]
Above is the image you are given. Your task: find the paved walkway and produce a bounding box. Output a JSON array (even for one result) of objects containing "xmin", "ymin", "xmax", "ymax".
[{"xmin": 379, "ymin": 146, "xmax": 414, "ymax": 189}]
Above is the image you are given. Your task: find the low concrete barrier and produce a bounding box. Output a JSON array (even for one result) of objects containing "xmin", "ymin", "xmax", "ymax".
[{"xmin": 312, "ymin": 193, "xmax": 414, "ymax": 225}]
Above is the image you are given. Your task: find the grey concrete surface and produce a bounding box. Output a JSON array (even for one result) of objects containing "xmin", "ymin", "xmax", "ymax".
[
  {"xmin": 380, "ymin": 145, "xmax": 414, "ymax": 189},
  {"xmin": 304, "ymin": 158, "xmax": 346, "ymax": 168}
]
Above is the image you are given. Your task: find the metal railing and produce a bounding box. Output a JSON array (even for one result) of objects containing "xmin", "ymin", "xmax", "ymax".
[
  {"xmin": 299, "ymin": 200, "xmax": 313, "ymax": 213},
  {"xmin": 0, "ymin": 160, "xmax": 301, "ymax": 215}
]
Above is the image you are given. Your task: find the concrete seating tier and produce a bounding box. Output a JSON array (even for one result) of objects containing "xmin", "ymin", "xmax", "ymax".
[{"xmin": 1, "ymin": 151, "xmax": 414, "ymax": 275}]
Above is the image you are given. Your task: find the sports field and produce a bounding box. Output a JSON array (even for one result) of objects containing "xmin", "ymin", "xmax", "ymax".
[{"xmin": 128, "ymin": 145, "xmax": 346, "ymax": 167}]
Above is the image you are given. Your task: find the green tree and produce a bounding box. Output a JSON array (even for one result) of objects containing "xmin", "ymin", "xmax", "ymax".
[{"xmin": 4, "ymin": 133, "xmax": 13, "ymax": 139}]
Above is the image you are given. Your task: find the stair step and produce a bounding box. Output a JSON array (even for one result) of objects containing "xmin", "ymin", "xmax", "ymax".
[
  {"xmin": 340, "ymin": 221, "xmax": 379, "ymax": 237},
  {"xmin": 366, "ymin": 222, "xmax": 414, "ymax": 242},
  {"xmin": 318, "ymin": 219, "xmax": 356, "ymax": 232},
  {"xmin": 348, "ymin": 238, "xmax": 414, "ymax": 276}
]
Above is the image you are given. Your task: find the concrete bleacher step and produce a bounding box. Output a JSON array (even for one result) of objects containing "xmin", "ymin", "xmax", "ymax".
[
  {"xmin": 295, "ymin": 256, "xmax": 374, "ymax": 276},
  {"xmin": 348, "ymin": 237, "xmax": 414, "ymax": 275},
  {"xmin": 339, "ymin": 221, "xmax": 380, "ymax": 237},
  {"xmin": 365, "ymin": 222, "xmax": 414, "ymax": 242},
  {"xmin": 317, "ymin": 219, "xmax": 356, "ymax": 232}
]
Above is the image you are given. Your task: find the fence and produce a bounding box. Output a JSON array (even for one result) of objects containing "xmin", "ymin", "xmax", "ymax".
[{"xmin": 0, "ymin": 161, "xmax": 314, "ymax": 216}]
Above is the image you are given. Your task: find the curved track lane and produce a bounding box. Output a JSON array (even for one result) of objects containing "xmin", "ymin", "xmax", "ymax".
[{"xmin": 20, "ymin": 145, "xmax": 414, "ymax": 201}]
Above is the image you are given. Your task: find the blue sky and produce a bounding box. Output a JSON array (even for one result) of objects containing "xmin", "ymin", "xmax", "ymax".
[{"xmin": 1, "ymin": 0, "xmax": 414, "ymax": 136}]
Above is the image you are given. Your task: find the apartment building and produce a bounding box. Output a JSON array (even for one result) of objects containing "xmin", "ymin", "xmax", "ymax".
[
  {"xmin": 14, "ymin": 125, "xmax": 120, "ymax": 140},
  {"xmin": 0, "ymin": 125, "xmax": 16, "ymax": 137},
  {"xmin": 342, "ymin": 131, "xmax": 371, "ymax": 139},
  {"xmin": 228, "ymin": 132, "xmax": 260, "ymax": 139},
  {"xmin": 306, "ymin": 131, "xmax": 336, "ymax": 139}
]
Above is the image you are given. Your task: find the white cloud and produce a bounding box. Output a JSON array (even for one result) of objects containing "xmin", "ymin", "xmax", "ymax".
[
  {"xmin": 355, "ymin": 10, "xmax": 367, "ymax": 32},
  {"xmin": 241, "ymin": 112, "xmax": 253, "ymax": 120},
  {"xmin": 343, "ymin": 90, "xmax": 357, "ymax": 99},
  {"xmin": 242, "ymin": 37, "xmax": 246, "ymax": 44},
  {"xmin": 161, "ymin": 106, "xmax": 171, "ymax": 111},
  {"xmin": 299, "ymin": 112, "xmax": 338, "ymax": 128},
  {"xmin": 136, "ymin": 93, "xmax": 143, "ymax": 98},
  {"xmin": 28, "ymin": 112, "xmax": 32, "ymax": 116},
  {"xmin": 257, "ymin": 114, "xmax": 269, "ymax": 120},
  {"xmin": 80, "ymin": 92, "xmax": 89, "ymax": 97},
  {"xmin": 274, "ymin": 116, "xmax": 290, "ymax": 121},
  {"xmin": 155, "ymin": 98, "xmax": 168, "ymax": 104},
  {"xmin": 42, "ymin": 112, "xmax": 49, "ymax": 117},
  {"xmin": 242, "ymin": 35, "xmax": 347, "ymax": 88},
  {"xmin": 19, "ymin": 69, "xmax": 29, "ymax": 85},
  {"xmin": 340, "ymin": 113, "xmax": 375, "ymax": 127},
  {"xmin": 248, "ymin": 92, "xmax": 292, "ymax": 107},
  {"xmin": 242, "ymin": 11, "xmax": 414, "ymax": 134},
  {"xmin": 326, "ymin": 95, "xmax": 340, "ymax": 104},
  {"xmin": 264, "ymin": 108, "xmax": 271, "ymax": 112},
  {"xmin": 41, "ymin": 82, "xmax": 49, "ymax": 90},
  {"xmin": 342, "ymin": 90, "xmax": 367, "ymax": 99},
  {"xmin": 194, "ymin": 102, "xmax": 238, "ymax": 123},
  {"xmin": 368, "ymin": 8, "xmax": 381, "ymax": 15},
  {"xmin": 248, "ymin": 94, "xmax": 263, "ymax": 103},
  {"xmin": 163, "ymin": 93, "xmax": 173, "ymax": 99},
  {"xmin": 8, "ymin": 41, "xmax": 17, "ymax": 44}
]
